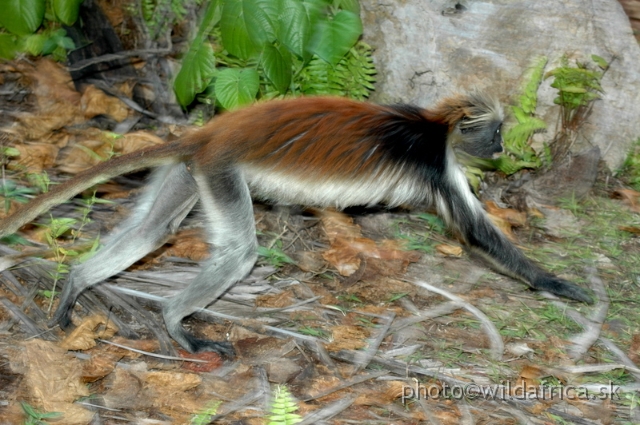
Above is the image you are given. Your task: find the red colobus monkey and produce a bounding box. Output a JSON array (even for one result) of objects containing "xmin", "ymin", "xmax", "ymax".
[{"xmin": 0, "ymin": 94, "xmax": 593, "ymax": 355}]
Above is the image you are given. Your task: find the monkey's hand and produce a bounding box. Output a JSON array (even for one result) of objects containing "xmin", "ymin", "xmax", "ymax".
[
  {"xmin": 188, "ymin": 337, "xmax": 236, "ymax": 357},
  {"xmin": 532, "ymin": 275, "xmax": 594, "ymax": 304},
  {"xmin": 48, "ymin": 303, "xmax": 73, "ymax": 331}
]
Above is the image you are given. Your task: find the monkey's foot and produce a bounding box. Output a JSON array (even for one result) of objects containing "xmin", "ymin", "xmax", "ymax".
[
  {"xmin": 48, "ymin": 300, "xmax": 75, "ymax": 330},
  {"xmin": 532, "ymin": 275, "xmax": 594, "ymax": 304},
  {"xmin": 185, "ymin": 336, "xmax": 235, "ymax": 357}
]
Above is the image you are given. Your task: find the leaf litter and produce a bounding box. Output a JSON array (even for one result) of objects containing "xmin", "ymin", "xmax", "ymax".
[{"xmin": 0, "ymin": 59, "xmax": 638, "ymax": 425}]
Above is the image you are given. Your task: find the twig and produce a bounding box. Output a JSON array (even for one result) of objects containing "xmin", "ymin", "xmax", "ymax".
[
  {"xmin": 563, "ymin": 268, "xmax": 609, "ymax": 359},
  {"xmin": 353, "ymin": 311, "xmax": 395, "ymax": 374},
  {"xmin": 302, "ymin": 370, "xmax": 388, "ymax": 402},
  {"xmin": 407, "ymin": 280, "xmax": 504, "ymax": 360},
  {"xmin": 97, "ymin": 338, "xmax": 208, "ymax": 363},
  {"xmin": 67, "ymin": 48, "xmax": 171, "ymax": 71},
  {"xmin": 297, "ymin": 395, "xmax": 357, "ymax": 425}
]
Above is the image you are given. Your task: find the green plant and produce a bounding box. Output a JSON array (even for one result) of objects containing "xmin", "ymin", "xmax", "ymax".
[
  {"xmin": 0, "ymin": 0, "xmax": 79, "ymax": 60},
  {"xmin": 268, "ymin": 385, "xmax": 302, "ymax": 425},
  {"xmin": 298, "ymin": 325, "xmax": 328, "ymax": 338},
  {"xmin": 498, "ymin": 56, "xmax": 548, "ymax": 174},
  {"xmin": 190, "ymin": 400, "xmax": 221, "ymax": 425},
  {"xmin": 43, "ymin": 194, "xmax": 101, "ymax": 312},
  {"xmin": 545, "ymin": 54, "xmax": 609, "ymax": 159},
  {"xmin": 142, "ymin": 0, "xmax": 205, "ymax": 40},
  {"xmin": 258, "ymin": 239, "xmax": 295, "ymax": 268},
  {"xmin": 620, "ymin": 138, "xmax": 640, "ymax": 191},
  {"xmin": 21, "ymin": 402, "xmax": 62, "ymax": 425},
  {"xmin": 0, "ymin": 180, "xmax": 38, "ymax": 213},
  {"xmin": 174, "ymin": 0, "xmax": 375, "ymax": 109}
]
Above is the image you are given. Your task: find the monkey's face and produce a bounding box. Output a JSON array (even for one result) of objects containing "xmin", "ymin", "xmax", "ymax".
[{"xmin": 456, "ymin": 119, "xmax": 503, "ymax": 159}]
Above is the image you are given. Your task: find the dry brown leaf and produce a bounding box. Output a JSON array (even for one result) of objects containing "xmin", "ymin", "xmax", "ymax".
[
  {"xmin": 19, "ymin": 339, "xmax": 93, "ymax": 424},
  {"xmin": 12, "ymin": 60, "xmax": 82, "ymax": 140},
  {"xmin": 56, "ymin": 136, "xmax": 116, "ymax": 174},
  {"xmin": 612, "ymin": 188, "xmax": 640, "ymax": 213},
  {"xmin": 60, "ymin": 314, "xmax": 118, "ymax": 351},
  {"xmin": 17, "ymin": 107, "xmax": 79, "ymax": 139},
  {"xmin": 28, "ymin": 59, "xmax": 81, "ymax": 106},
  {"xmin": 322, "ymin": 238, "xmax": 366, "ymax": 276},
  {"xmin": 81, "ymin": 85, "xmax": 129, "ymax": 121},
  {"xmin": 95, "ymin": 0, "xmax": 125, "ymax": 26},
  {"xmin": 256, "ymin": 290, "xmax": 295, "ymax": 308},
  {"xmin": 376, "ymin": 239, "xmax": 422, "ymax": 262},
  {"xmin": 293, "ymin": 250, "xmax": 326, "ymax": 272},
  {"xmin": 10, "ymin": 142, "xmax": 59, "ymax": 173},
  {"xmin": 0, "ymin": 198, "xmax": 23, "ymax": 218},
  {"xmin": 528, "ymin": 206, "xmax": 545, "ymax": 218},
  {"xmin": 323, "ymin": 237, "xmax": 420, "ymax": 276},
  {"xmin": 102, "ymin": 362, "xmax": 207, "ymax": 422},
  {"xmin": 435, "ymin": 243, "xmax": 463, "ymax": 257},
  {"xmin": 319, "ymin": 209, "xmax": 363, "ymax": 240},
  {"xmin": 485, "ymin": 200, "xmax": 527, "ymax": 227},
  {"xmin": 81, "ymin": 352, "xmax": 122, "ymax": 383},
  {"xmin": 146, "ymin": 370, "xmax": 202, "ymax": 392},
  {"xmin": 163, "ymin": 228, "xmax": 211, "ymax": 261},
  {"xmin": 487, "ymin": 213, "xmax": 516, "ymax": 241},
  {"xmin": 325, "ymin": 325, "xmax": 369, "ymax": 351},
  {"xmin": 619, "ymin": 225, "xmax": 640, "ymax": 234},
  {"xmin": 113, "ymin": 130, "xmax": 164, "ymax": 154},
  {"xmin": 629, "ymin": 333, "xmax": 640, "ymax": 364},
  {"xmin": 179, "ymin": 350, "xmax": 224, "ymax": 373},
  {"xmin": 355, "ymin": 381, "xmax": 407, "ymax": 405}
]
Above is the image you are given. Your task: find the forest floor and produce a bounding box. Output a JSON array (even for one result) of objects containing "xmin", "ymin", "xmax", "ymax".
[{"xmin": 0, "ymin": 59, "xmax": 639, "ymax": 425}]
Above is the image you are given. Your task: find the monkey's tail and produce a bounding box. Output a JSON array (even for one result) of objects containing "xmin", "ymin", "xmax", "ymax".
[{"xmin": 0, "ymin": 139, "xmax": 199, "ymax": 238}]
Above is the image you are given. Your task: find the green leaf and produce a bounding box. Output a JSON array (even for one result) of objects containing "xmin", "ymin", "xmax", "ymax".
[
  {"xmin": 591, "ymin": 54, "xmax": 608, "ymax": 70},
  {"xmin": 22, "ymin": 33, "xmax": 45, "ymax": 55},
  {"xmin": 214, "ymin": 67, "xmax": 259, "ymax": 110},
  {"xmin": 559, "ymin": 86, "xmax": 587, "ymax": 94},
  {"xmin": 243, "ymin": 0, "xmax": 278, "ymax": 45},
  {"xmin": 220, "ymin": 0, "xmax": 259, "ymax": 59},
  {"xmin": 220, "ymin": 0, "xmax": 279, "ymax": 59},
  {"xmin": 0, "ymin": 34, "xmax": 19, "ymax": 59},
  {"xmin": 52, "ymin": 0, "xmax": 83, "ymax": 26},
  {"xmin": 1, "ymin": 146, "xmax": 21, "ymax": 157},
  {"xmin": 173, "ymin": 0, "xmax": 220, "ymax": 106},
  {"xmin": 308, "ymin": 10, "xmax": 362, "ymax": 65},
  {"xmin": 0, "ymin": 0, "xmax": 45, "ymax": 35},
  {"xmin": 174, "ymin": 41, "xmax": 216, "ymax": 107},
  {"xmin": 277, "ymin": 0, "xmax": 309, "ymax": 57},
  {"xmin": 260, "ymin": 43, "xmax": 292, "ymax": 94},
  {"xmin": 334, "ymin": 0, "xmax": 359, "ymax": 13}
]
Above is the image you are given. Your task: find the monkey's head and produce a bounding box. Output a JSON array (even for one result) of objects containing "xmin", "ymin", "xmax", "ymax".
[{"xmin": 450, "ymin": 93, "xmax": 504, "ymax": 159}]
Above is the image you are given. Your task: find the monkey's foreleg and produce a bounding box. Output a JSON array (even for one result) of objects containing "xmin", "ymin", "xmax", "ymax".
[
  {"xmin": 440, "ymin": 170, "xmax": 593, "ymax": 304},
  {"xmin": 162, "ymin": 168, "xmax": 258, "ymax": 355},
  {"xmin": 50, "ymin": 164, "xmax": 199, "ymax": 329}
]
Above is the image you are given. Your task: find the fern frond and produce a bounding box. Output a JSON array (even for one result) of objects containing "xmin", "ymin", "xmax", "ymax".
[{"xmin": 268, "ymin": 386, "xmax": 302, "ymax": 425}]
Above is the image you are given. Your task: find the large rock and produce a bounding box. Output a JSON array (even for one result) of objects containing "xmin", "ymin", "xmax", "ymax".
[{"xmin": 361, "ymin": 0, "xmax": 640, "ymax": 169}]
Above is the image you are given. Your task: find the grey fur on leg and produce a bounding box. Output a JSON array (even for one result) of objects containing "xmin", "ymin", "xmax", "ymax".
[
  {"xmin": 50, "ymin": 164, "xmax": 199, "ymax": 329},
  {"xmin": 162, "ymin": 168, "xmax": 258, "ymax": 355}
]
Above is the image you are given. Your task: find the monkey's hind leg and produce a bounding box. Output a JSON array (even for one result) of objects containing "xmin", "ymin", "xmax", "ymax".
[
  {"xmin": 50, "ymin": 164, "xmax": 199, "ymax": 329},
  {"xmin": 162, "ymin": 168, "xmax": 258, "ymax": 356}
]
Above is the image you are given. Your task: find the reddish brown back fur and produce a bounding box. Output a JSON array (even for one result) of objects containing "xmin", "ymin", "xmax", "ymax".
[{"xmin": 192, "ymin": 96, "xmax": 455, "ymax": 178}]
